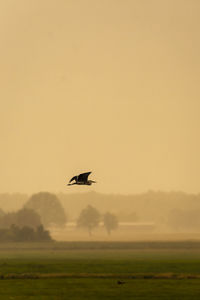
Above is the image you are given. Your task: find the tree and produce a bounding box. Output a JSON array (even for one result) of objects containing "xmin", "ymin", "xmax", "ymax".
[
  {"xmin": 17, "ymin": 226, "xmax": 36, "ymax": 242},
  {"xmin": 0, "ymin": 208, "xmax": 41, "ymax": 229},
  {"xmin": 36, "ymin": 225, "xmax": 52, "ymax": 241},
  {"xmin": 24, "ymin": 192, "xmax": 67, "ymax": 227},
  {"xmin": 103, "ymin": 212, "xmax": 118, "ymax": 235},
  {"xmin": 0, "ymin": 224, "xmax": 53, "ymax": 242},
  {"xmin": 77, "ymin": 205, "xmax": 100, "ymax": 236},
  {"xmin": 15, "ymin": 208, "xmax": 41, "ymax": 229}
]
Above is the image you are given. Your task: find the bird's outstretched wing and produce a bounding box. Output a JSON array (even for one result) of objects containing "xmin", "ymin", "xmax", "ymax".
[
  {"xmin": 69, "ymin": 175, "xmax": 78, "ymax": 183},
  {"xmin": 78, "ymin": 172, "xmax": 91, "ymax": 182}
]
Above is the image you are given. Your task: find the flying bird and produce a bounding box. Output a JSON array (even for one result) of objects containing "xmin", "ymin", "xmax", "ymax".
[{"xmin": 68, "ymin": 172, "xmax": 96, "ymax": 186}]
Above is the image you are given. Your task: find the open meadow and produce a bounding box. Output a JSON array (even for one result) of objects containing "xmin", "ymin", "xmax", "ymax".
[{"xmin": 0, "ymin": 242, "xmax": 200, "ymax": 299}]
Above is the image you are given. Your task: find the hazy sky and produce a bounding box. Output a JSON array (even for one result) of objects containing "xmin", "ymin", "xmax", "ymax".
[{"xmin": 0, "ymin": 0, "xmax": 200, "ymax": 194}]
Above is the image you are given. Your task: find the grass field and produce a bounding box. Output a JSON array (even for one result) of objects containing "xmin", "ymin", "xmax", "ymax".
[{"xmin": 0, "ymin": 242, "xmax": 200, "ymax": 299}]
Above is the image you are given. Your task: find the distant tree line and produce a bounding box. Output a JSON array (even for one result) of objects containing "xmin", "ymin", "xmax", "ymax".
[
  {"xmin": 58, "ymin": 191, "xmax": 200, "ymax": 224},
  {"xmin": 3, "ymin": 190, "xmax": 200, "ymax": 236},
  {"xmin": 2, "ymin": 191, "xmax": 200, "ymax": 230}
]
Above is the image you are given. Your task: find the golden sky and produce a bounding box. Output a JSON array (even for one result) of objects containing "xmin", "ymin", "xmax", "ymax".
[{"xmin": 0, "ymin": 0, "xmax": 200, "ymax": 194}]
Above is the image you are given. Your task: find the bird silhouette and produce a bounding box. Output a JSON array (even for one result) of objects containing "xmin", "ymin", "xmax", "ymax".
[
  {"xmin": 117, "ymin": 280, "xmax": 126, "ymax": 285},
  {"xmin": 68, "ymin": 172, "xmax": 96, "ymax": 186}
]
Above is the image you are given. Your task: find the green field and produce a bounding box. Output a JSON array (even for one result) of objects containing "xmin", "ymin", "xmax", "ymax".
[{"xmin": 0, "ymin": 242, "xmax": 200, "ymax": 299}]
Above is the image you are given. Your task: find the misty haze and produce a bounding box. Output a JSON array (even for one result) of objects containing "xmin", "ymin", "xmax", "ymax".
[
  {"xmin": 0, "ymin": 1, "xmax": 199, "ymax": 241},
  {"xmin": 1, "ymin": 0, "xmax": 200, "ymax": 299},
  {"xmin": 1, "ymin": 190, "xmax": 200, "ymax": 241}
]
